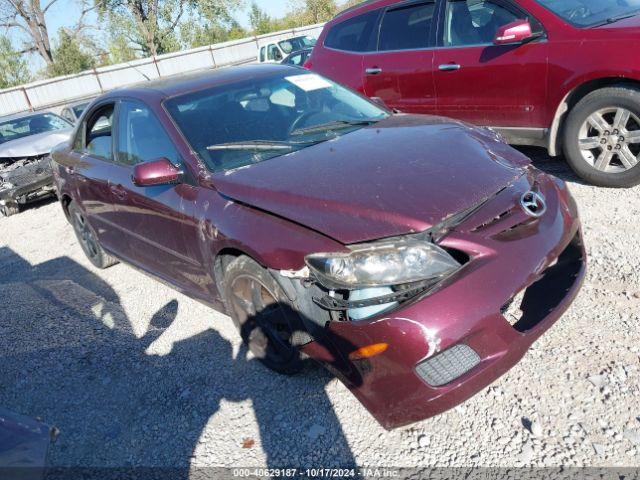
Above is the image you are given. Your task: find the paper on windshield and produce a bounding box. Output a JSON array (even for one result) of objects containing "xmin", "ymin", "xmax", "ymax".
[{"xmin": 285, "ymin": 74, "xmax": 332, "ymax": 92}]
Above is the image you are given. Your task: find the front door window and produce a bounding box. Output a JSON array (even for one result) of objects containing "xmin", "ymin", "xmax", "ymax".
[{"xmin": 444, "ymin": 0, "xmax": 520, "ymax": 46}]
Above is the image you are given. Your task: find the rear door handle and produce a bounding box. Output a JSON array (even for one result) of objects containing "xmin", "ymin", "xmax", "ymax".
[
  {"xmin": 439, "ymin": 63, "xmax": 461, "ymax": 71},
  {"xmin": 365, "ymin": 67, "xmax": 382, "ymax": 75}
]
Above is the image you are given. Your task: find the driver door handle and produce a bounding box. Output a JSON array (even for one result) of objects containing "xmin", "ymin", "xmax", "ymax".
[
  {"xmin": 439, "ymin": 63, "xmax": 461, "ymax": 71},
  {"xmin": 365, "ymin": 67, "xmax": 382, "ymax": 75}
]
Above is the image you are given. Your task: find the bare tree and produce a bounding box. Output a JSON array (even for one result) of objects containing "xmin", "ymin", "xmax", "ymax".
[{"xmin": 0, "ymin": 0, "xmax": 95, "ymax": 66}]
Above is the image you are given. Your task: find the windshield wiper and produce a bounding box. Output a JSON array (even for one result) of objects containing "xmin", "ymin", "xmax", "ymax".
[
  {"xmin": 290, "ymin": 119, "xmax": 380, "ymax": 136},
  {"xmin": 207, "ymin": 140, "xmax": 317, "ymax": 151},
  {"xmin": 590, "ymin": 11, "xmax": 639, "ymax": 27}
]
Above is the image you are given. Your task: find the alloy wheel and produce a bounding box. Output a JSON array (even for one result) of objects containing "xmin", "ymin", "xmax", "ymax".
[
  {"xmin": 228, "ymin": 274, "xmax": 296, "ymax": 365},
  {"xmin": 578, "ymin": 107, "xmax": 640, "ymax": 173},
  {"xmin": 73, "ymin": 211, "xmax": 100, "ymax": 259}
]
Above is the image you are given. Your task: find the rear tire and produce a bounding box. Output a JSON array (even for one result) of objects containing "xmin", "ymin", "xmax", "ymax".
[
  {"xmin": 68, "ymin": 201, "xmax": 118, "ymax": 269},
  {"xmin": 222, "ymin": 255, "xmax": 303, "ymax": 375},
  {"xmin": 563, "ymin": 86, "xmax": 640, "ymax": 188}
]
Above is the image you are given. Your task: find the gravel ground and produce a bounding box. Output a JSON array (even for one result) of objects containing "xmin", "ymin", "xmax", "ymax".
[{"xmin": 0, "ymin": 148, "xmax": 639, "ymax": 472}]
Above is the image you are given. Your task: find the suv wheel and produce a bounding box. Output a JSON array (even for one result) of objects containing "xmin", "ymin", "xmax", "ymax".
[
  {"xmin": 222, "ymin": 255, "xmax": 303, "ymax": 375},
  {"xmin": 563, "ymin": 86, "xmax": 640, "ymax": 187},
  {"xmin": 68, "ymin": 201, "xmax": 118, "ymax": 269}
]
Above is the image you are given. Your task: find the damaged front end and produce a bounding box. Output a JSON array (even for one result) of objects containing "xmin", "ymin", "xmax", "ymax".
[
  {"xmin": 279, "ymin": 188, "xmax": 494, "ymax": 327},
  {"xmin": 0, "ymin": 155, "xmax": 56, "ymax": 216}
]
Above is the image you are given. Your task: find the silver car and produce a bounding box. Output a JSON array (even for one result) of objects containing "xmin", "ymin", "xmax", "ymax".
[{"xmin": 0, "ymin": 111, "xmax": 73, "ymax": 216}]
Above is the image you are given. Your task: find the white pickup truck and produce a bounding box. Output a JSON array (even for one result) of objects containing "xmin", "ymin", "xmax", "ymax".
[{"xmin": 257, "ymin": 35, "xmax": 316, "ymax": 63}]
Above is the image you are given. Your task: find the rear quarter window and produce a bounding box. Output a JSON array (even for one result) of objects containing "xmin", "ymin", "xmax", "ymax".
[{"xmin": 324, "ymin": 9, "xmax": 380, "ymax": 52}]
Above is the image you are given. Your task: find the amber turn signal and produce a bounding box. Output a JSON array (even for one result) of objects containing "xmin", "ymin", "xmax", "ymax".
[{"xmin": 349, "ymin": 343, "xmax": 389, "ymax": 360}]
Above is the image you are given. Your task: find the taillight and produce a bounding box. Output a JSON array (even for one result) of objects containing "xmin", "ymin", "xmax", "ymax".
[{"xmin": 302, "ymin": 59, "xmax": 313, "ymax": 70}]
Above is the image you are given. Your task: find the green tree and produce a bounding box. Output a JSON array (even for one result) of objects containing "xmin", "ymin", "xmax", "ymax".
[
  {"xmin": 287, "ymin": 0, "xmax": 337, "ymax": 25},
  {"xmin": 249, "ymin": 2, "xmax": 274, "ymax": 35},
  {"xmin": 47, "ymin": 29, "xmax": 96, "ymax": 76},
  {"xmin": 96, "ymin": 0, "xmax": 241, "ymax": 57},
  {"xmin": 0, "ymin": 36, "xmax": 30, "ymax": 88},
  {"xmin": 106, "ymin": 31, "xmax": 138, "ymax": 64},
  {"xmin": 180, "ymin": 10, "xmax": 247, "ymax": 49}
]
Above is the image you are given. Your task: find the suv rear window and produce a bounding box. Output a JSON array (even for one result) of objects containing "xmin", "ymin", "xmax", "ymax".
[
  {"xmin": 379, "ymin": 1, "xmax": 435, "ymax": 51},
  {"xmin": 324, "ymin": 10, "xmax": 380, "ymax": 52}
]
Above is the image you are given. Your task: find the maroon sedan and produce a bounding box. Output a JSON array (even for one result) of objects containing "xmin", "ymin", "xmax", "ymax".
[
  {"xmin": 308, "ymin": 0, "xmax": 640, "ymax": 187},
  {"xmin": 51, "ymin": 64, "xmax": 585, "ymax": 429}
]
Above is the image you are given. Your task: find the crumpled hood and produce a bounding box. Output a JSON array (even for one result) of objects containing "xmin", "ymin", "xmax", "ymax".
[
  {"xmin": 212, "ymin": 115, "xmax": 530, "ymax": 244},
  {"xmin": 0, "ymin": 128, "xmax": 73, "ymax": 158}
]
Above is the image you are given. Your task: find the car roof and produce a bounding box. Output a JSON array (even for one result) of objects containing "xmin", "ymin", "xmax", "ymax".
[
  {"xmin": 0, "ymin": 110, "xmax": 56, "ymax": 123},
  {"xmin": 102, "ymin": 64, "xmax": 304, "ymax": 102}
]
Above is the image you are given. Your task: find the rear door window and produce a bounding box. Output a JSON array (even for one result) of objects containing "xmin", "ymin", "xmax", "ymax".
[
  {"xmin": 260, "ymin": 46, "xmax": 266, "ymax": 62},
  {"xmin": 324, "ymin": 9, "xmax": 380, "ymax": 52},
  {"xmin": 378, "ymin": 1, "xmax": 436, "ymax": 51}
]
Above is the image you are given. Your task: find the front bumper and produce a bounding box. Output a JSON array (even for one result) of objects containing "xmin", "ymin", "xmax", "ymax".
[
  {"xmin": 0, "ymin": 156, "xmax": 55, "ymax": 206},
  {"xmin": 301, "ymin": 172, "xmax": 586, "ymax": 429}
]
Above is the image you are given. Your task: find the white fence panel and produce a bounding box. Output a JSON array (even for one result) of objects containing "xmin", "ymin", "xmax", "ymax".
[
  {"xmin": 25, "ymin": 72, "xmax": 102, "ymax": 110},
  {"xmin": 0, "ymin": 89, "xmax": 30, "ymax": 115},
  {"xmin": 156, "ymin": 47, "xmax": 214, "ymax": 77},
  {"xmin": 0, "ymin": 22, "xmax": 326, "ymax": 116},
  {"xmin": 96, "ymin": 59, "xmax": 160, "ymax": 91},
  {"xmin": 211, "ymin": 38, "xmax": 258, "ymax": 67}
]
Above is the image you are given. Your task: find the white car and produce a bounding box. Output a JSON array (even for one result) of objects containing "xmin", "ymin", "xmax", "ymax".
[{"xmin": 257, "ymin": 35, "xmax": 316, "ymax": 63}]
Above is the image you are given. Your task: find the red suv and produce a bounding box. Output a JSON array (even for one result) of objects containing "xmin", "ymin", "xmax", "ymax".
[{"xmin": 308, "ymin": 0, "xmax": 640, "ymax": 188}]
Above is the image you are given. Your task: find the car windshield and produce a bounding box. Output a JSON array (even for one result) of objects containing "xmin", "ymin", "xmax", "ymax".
[
  {"xmin": 278, "ymin": 36, "xmax": 316, "ymax": 54},
  {"xmin": 536, "ymin": 0, "xmax": 640, "ymax": 27},
  {"xmin": 0, "ymin": 113, "xmax": 70, "ymax": 144},
  {"xmin": 164, "ymin": 71, "xmax": 388, "ymax": 173}
]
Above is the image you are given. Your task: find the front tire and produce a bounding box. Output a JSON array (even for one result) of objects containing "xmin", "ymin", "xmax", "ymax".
[
  {"xmin": 0, "ymin": 202, "xmax": 19, "ymax": 217},
  {"xmin": 563, "ymin": 86, "xmax": 640, "ymax": 188},
  {"xmin": 68, "ymin": 201, "xmax": 118, "ymax": 269},
  {"xmin": 222, "ymin": 255, "xmax": 303, "ymax": 375}
]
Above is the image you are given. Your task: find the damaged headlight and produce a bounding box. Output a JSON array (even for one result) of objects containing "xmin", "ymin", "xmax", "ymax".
[
  {"xmin": 0, "ymin": 181, "xmax": 14, "ymax": 191},
  {"xmin": 305, "ymin": 239, "xmax": 461, "ymax": 290}
]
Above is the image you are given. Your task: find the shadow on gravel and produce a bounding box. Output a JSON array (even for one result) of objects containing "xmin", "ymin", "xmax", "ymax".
[
  {"xmin": 515, "ymin": 147, "xmax": 586, "ymax": 185},
  {"xmin": 0, "ymin": 247, "xmax": 356, "ymax": 477}
]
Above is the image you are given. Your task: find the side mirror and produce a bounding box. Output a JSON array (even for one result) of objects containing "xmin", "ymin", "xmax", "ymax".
[
  {"xmin": 493, "ymin": 19, "xmax": 533, "ymax": 46},
  {"xmin": 132, "ymin": 157, "xmax": 182, "ymax": 187}
]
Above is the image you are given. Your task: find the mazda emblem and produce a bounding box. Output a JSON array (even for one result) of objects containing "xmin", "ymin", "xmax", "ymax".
[{"xmin": 520, "ymin": 191, "xmax": 547, "ymax": 218}]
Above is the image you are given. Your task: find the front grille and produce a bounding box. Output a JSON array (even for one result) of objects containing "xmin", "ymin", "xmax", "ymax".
[
  {"xmin": 415, "ymin": 344, "xmax": 481, "ymax": 387},
  {"xmin": 501, "ymin": 232, "xmax": 584, "ymax": 333},
  {"xmin": 1, "ymin": 156, "xmax": 52, "ymax": 187}
]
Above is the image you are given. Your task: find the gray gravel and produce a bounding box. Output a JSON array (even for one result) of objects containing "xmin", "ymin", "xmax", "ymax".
[{"xmin": 0, "ymin": 148, "xmax": 639, "ymax": 470}]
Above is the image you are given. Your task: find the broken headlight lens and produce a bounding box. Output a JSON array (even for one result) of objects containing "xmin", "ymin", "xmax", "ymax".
[
  {"xmin": 0, "ymin": 181, "xmax": 14, "ymax": 190},
  {"xmin": 305, "ymin": 240, "xmax": 461, "ymax": 289}
]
